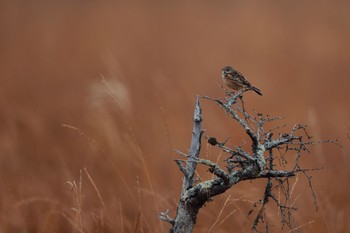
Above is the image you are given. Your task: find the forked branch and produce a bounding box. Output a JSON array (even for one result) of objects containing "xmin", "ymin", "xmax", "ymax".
[{"xmin": 160, "ymin": 90, "xmax": 337, "ymax": 233}]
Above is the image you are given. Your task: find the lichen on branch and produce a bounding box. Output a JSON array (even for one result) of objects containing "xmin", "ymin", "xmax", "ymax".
[{"xmin": 160, "ymin": 89, "xmax": 338, "ymax": 233}]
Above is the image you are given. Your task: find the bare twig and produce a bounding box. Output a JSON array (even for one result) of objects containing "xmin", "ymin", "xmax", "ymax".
[{"xmin": 159, "ymin": 209, "xmax": 175, "ymax": 225}]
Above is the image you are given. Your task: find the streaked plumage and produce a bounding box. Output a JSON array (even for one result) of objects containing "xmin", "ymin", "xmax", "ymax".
[{"xmin": 221, "ymin": 66, "xmax": 262, "ymax": 96}]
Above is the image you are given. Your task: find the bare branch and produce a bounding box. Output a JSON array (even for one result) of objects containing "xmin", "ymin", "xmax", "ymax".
[
  {"xmin": 206, "ymin": 136, "xmax": 254, "ymax": 161},
  {"xmin": 173, "ymin": 149, "xmax": 189, "ymax": 157},
  {"xmin": 174, "ymin": 159, "xmax": 188, "ymax": 176},
  {"xmin": 165, "ymin": 88, "xmax": 336, "ymax": 233},
  {"xmin": 185, "ymin": 96, "xmax": 204, "ymax": 189},
  {"xmin": 189, "ymin": 158, "xmax": 230, "ymax": 184},
  {"xmin": 201, "ymin": 94, "xmax": 259, "ymax": 149},
  {"xmin": 161, "ymin": 96, "xmax": 204, "ymax": 233}
]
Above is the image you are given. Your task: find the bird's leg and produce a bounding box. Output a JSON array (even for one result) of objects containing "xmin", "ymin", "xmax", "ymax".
[{"xmin": 239, "ymin": 95, "xmax": 247, "ymax": 116}]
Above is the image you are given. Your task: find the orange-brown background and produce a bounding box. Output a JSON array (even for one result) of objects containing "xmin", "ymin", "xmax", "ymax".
[{"xmin": 0, "ymin": 1, "xmax": 349, "ymax": 232}]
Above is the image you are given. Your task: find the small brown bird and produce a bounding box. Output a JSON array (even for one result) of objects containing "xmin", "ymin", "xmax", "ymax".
[{"xmin": 221, "ymin": 66, "xmax": 262, "ymax": 96}]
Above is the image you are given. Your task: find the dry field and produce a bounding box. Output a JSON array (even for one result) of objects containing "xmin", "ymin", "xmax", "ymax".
[{"xmin": 0, "ymin": 1, "xmax": 349, "ymax": 232}]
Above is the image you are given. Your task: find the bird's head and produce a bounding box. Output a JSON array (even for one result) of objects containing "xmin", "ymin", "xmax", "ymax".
[{"xmin": 222, "ymin": 66, "xmax": 235, "ymax": 75}]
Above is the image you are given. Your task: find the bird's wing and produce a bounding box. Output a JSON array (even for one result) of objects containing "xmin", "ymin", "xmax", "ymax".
[{"xmin": 236, "ymin": 71, "xmax": 252, "ymax": 87}]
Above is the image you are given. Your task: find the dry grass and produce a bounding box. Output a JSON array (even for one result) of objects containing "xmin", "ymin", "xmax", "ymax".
[{"xmin": 0, "ymin": 1, "xmax": 350, "ymax": 232}]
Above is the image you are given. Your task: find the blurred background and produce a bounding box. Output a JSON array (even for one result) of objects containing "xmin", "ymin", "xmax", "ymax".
[{"xmin": 0, "ymin": 1, "xmax": 349, "ymax": 232}]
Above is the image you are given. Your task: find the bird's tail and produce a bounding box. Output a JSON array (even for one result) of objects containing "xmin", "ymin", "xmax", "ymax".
[{"xmin": 251, "ymin": 86, "xmax": 263, "ymax": 96}]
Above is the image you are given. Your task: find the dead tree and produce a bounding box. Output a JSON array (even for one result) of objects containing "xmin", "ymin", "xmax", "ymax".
[{"xmin": 159, "ymin": 89, "xmax": 337, "ymax": 233}]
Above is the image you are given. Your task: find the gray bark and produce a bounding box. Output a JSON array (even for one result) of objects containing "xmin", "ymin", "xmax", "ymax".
[
  {"xmin": 171, "ymin": 97, "xmax": 203, "ymax": 233},
  {"xmin": 159, "ymin": 90, "xmax": 336, "ymax": 233}
]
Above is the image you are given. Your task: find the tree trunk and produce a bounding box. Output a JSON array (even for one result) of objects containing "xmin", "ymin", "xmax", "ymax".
[{"xmin": 171, "ymin": 201, "xmax": 197, "ymax": 233}]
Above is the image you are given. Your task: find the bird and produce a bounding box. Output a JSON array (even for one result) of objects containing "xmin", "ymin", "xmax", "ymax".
[{"xmin": 221, "ymin": 66, "xmax": 262, "ymax": 96}]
